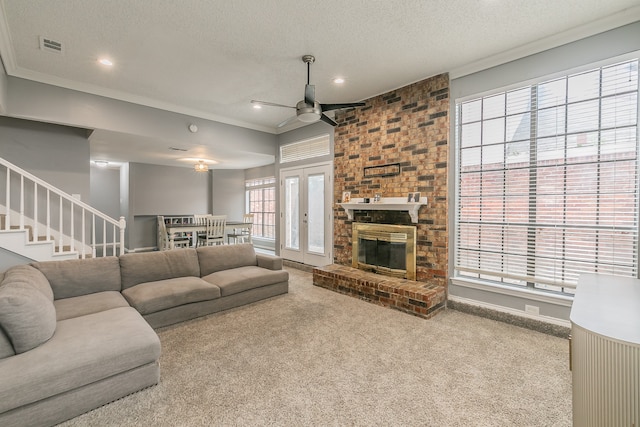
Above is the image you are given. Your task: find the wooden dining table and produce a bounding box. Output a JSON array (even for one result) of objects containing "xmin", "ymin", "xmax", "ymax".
[{"xmin": 166, "ymin": 221, "xmax": 251, "ymax": 249}]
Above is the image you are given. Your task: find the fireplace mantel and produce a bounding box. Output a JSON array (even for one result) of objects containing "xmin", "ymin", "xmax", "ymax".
[{"xmin": 340, "ymin": 197, "xmax": 426, "ymax": 223}]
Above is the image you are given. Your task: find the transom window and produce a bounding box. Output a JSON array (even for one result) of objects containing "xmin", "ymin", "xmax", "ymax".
[
  {"xmin": 246, "ymin": 177, "xmax": 276, "ymax": 239},
  {"xmin": 455, "ymin": 58, "xmax": 639, "ymax": 294}
]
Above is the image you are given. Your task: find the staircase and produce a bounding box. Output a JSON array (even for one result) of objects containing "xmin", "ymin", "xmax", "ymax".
[{"xmin": 1, "ymin": 157, "xmax": 126, "ymax": 262}]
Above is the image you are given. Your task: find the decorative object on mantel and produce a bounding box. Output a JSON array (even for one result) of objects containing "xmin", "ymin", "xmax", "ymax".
[
  {"xmin": 407, "ymin": 192, "xmax": 421, "ymax": 203},
  {"xmin": 363, "ymin": 163, "xmax": 401, "ymax": 178},
  {"xmin": 342, "ymin": 191, "xmax": 351, "ymax": 203},
  {"xmin": 339, "ymin": 197, "xmax": 426, "ymax": 223}
]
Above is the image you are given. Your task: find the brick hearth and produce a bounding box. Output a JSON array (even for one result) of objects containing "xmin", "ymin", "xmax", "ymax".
[
  {"xmin": 313, "ymin": 264, "xmax": 446, "ymax": 319},
  {"xmin": 311, "ymin": 73, "xmax": 450, "ymax": 318}
]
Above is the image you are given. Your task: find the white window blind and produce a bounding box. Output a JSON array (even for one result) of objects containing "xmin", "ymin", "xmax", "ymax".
[
  {"xmin": 245, "ymin": 177, "xmax": 276, "ymax": 239},
  {"xmin": 455, "ymin": 59, "xmax": 639, "ymax": 294},
  {"xmin": 280, "ymin": 134, "xmax": 330, "ymax": 164}
]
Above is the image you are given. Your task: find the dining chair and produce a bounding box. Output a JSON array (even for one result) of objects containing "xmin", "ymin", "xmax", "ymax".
[
  {"xmin": 157, "ymin": 216, "xmax": 190, "ymax": 250},
  {"xmin": 193, "ymin": 214, "xmax": 211, "ymax": 247},
  {"xmin": 198, "ymin": 215, "xmax": 227, "ymax": 246},
  {"xmin": 227, "ymin": 213, "xmax": 254, "ymax": 244}
]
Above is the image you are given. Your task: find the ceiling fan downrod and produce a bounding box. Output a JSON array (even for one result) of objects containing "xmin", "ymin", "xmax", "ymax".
[{"xmin": 302, "ymin": 55, "xmax": 315, "ymax": 86}]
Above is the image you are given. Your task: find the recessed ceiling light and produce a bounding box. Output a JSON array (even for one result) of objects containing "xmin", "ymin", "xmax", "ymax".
[
  {"xmin": 253, "ymin": 104, "xmax": 262, "ymax": 109},
  {"xmin": 93, "ymin": 160, "xmax": 109, "ymax": 167},
  {"xmin": 333, "ymin": 77, "xmax": 345, "ymax": 84},
  {"xmin": 98, "ymin": 58, "xmax": 113, "ymax": 67}
]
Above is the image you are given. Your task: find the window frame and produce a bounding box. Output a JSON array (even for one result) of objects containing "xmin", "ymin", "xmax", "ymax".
[
  {"xmin": 245, "ymin": 177, "xmax": 276, "ymax": 240},
  {"xmin": 453, "ymin": 57, "xmax": 640, "ymax": 297}
]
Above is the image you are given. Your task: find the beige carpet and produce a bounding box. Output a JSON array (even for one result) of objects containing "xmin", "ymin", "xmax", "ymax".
[{"xmin": 61, "ymin": 268, "xmax": 572, "ymax": 426}]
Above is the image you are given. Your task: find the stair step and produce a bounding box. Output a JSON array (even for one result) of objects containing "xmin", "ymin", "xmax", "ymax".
[{"xmin": 9, "ymin": 225, "xmax": 34, "ymax": 241}]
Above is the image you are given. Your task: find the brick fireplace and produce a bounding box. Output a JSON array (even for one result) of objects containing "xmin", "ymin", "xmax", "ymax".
[{"xmin": 312, "ymin": 73, "xmax": 449, "ymax": 319}]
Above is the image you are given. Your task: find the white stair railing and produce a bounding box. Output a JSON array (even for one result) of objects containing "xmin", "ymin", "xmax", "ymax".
[{"xmin": 0, "ymin": 157, "xmax": 126, "ymax": 258}]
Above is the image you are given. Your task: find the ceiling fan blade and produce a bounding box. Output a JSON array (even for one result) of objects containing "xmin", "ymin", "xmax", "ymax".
[
  {"xmin": 304, "ymin": 84, "xmax": 316, "ymax": 105},
  {"xmin": 251, "ymin": 100, "xmax": 295, "ymax": 109},
  {"xmin": 276, "ymin": 115, "xmax": 300, "ymax": 128},
  {"xmin": 321, "ymin": 102, "xmax": 366, "ymax": 112},
  {"xmin": 319, "ymin": 113, "xmax": 338, "ymax": 127}
]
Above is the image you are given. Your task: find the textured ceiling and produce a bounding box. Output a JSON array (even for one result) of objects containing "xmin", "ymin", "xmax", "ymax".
[{"xmin": 0, "ymin": 0, "xmax": 639, "ymax": 168}]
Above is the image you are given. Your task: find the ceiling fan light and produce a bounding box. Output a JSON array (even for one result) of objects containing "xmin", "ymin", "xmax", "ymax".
[{"xmin": 298, "ymin": 112, "xmax": 321, "ymax": 123}]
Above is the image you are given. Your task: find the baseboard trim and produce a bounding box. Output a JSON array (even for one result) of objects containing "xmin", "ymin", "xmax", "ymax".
[{"xmin": 448, "ymin": 295, "xmax": 571, "ymax": 338}]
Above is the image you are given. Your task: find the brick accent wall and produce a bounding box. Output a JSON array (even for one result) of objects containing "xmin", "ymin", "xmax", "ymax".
[{"xmin": 333, "ymin": 73, "xmax": 449, "ymax": 287}]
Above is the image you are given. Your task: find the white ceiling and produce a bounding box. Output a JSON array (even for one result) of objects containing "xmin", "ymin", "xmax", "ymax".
[{"xmin": 1, "ymin": 0, "xmax": 639, "ymax": 168}]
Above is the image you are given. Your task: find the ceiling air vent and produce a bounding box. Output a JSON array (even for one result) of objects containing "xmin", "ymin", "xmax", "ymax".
[{"xmin": 39, "ymin": 36, "xmax": 64, "ymax": 54}]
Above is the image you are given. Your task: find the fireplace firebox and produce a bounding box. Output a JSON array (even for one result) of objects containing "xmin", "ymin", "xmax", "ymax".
[{"xmin": 352, "ymin": 223, "xmax": 417, "ymax": 280}]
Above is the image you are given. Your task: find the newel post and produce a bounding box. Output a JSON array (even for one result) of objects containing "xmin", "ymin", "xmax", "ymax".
[{"xmin": 119, "ymin": 216, "xmax": 126, "ymax": 255}]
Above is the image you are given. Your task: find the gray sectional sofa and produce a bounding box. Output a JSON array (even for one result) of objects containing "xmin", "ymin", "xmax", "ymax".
[{"xmin": 0, "ymin": 244, "xmax": 288, "ymax": 427}]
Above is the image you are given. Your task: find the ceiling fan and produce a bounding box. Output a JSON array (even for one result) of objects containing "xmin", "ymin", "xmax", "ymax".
[{"xmin": 251, "ymin": 55, "xmax": 365, "ymax": 128}]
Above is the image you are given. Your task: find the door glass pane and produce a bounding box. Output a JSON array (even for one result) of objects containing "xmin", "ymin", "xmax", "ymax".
[
  {"xmin": 285, "ymin": 176, "xmax": 299, "ymax": 250},
  {"xmin": 307, "ymin": 173, "xmax": 325, "ymax": 254}
]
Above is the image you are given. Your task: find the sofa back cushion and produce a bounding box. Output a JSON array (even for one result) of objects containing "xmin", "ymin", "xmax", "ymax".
[
  {"xmin": 120, "ymin": 249, "xmax": 200, "ymax": 290},
  {"xmin": 197, "ymin": 244, "xmax": 257, "ymax": 277},
  {"xmin": 2, "ymin": 265, "xmax": 54, "ymax": 301},
  {"xmin": 0, "ymin": 280, "xmax": 57, "ymax": 354},
  {"xmin": 31, "ymin": 257, "xmax": 122, "ymax": 299}
]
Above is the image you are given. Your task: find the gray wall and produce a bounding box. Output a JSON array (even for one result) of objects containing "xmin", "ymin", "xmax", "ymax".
[
  {"xmin": 126, "ymin": 162, "xmax": 210, "ymax": 250},
  {"xmin": 0, "ymin": 57, "xmax": 7, "ymax": 115},
  {"xmin": 448, "ymin": 21, "xmax": 640, "ymax": 322},
  {"xmin": 90, "ymin": 165, "xmax": 121, "ymax": 220},
  {"xmin": 0, "ymin": 247, "xmax": 32, "ymax": 270},
  {"xmin": 0, "ymin": 116, "xmax": 90, "ymax": 200},
  {"xmin": 245, "ymin": 164, "xmax": 275, "ymax": 181},
  {"xmin": 5, "ymin": 76, "xmax": 277, "ymax": 162},
  {"xmin": 129, "ymin": 162, "xmax": 209, "ymax": 216},
  {"xmin": 211, "ymin": 169, "xmax": 245, "ymax": 219}
]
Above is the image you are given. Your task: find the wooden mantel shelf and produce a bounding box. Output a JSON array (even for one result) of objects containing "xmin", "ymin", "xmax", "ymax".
[{"xmin": 339, "ymin": 197, "xmax": 426, "ymax": 223}]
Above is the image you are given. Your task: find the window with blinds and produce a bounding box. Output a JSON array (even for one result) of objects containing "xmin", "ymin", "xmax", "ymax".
[
  {"xmin": 246, "ymin": 177, "xmax": 276, "ymax": 239},
  {"xmin": 280, "ymin": 134, "xmax": 331, "ymax": 164},
  {"xmin": 455, "ymin": 59, "xmax": 639, "ymax": 294}
]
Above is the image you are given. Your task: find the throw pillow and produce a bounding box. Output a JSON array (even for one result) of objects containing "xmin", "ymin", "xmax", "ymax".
[
  {"xmin": 1, "ymin": 264, "xmax": 54, "ymax": 301},
  {"xmin": 0, "ymin": 284, "xmax": 56, "ymax": 353}
]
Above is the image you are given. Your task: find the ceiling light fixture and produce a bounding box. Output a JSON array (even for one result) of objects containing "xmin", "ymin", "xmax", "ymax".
[
  {"xmin": 98, "ymin": 58, "xmax": 113, "ymax": 66},
  {"xmin": 253, "ymin": 104, "xmax": 262, "ymax": 109},
  {"xmin": 333, "ymin": 77, "xmax": 345, "ymax": 84},
  {"xmin": 93, "ymin": 160, "xmax": 109, "ymax": 167},
  {"xmin": 194, "ymin": 160, "xmax": 209, "ymax": 172}
]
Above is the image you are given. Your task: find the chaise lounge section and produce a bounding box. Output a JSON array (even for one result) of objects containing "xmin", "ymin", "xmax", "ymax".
[{"xmin": 0, "ymin": 244, "xmax": 288, "ymax": 426}]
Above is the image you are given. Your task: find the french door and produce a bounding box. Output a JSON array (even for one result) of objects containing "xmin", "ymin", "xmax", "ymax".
[{"xmin": 280, "ymin": 163, "xmax": 332, "ymax": 266}]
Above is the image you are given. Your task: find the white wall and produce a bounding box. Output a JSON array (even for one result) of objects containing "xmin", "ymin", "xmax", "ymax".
[{"xmin": 448, "ymin": 21, "xmax": 640, "ymax": 323}]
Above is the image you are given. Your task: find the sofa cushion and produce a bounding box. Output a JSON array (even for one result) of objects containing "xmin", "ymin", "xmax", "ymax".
[
  {"xmin": 119, "ymin": 249, "xmax": 200, "ymax": 290},
  {"xmin": 1, "ymin": 265, "xmax": 54, "ymax": 301},
  {"xmin": 0, "ymin": 283, "xmax": 56, "ymax": 353},
  {"xmin": 54, "ymin": 291, "xmax": 130, "ymax": 321},
  {"xmin": 31, "ymin": 256, "xmax": 122, "ymax": 299},
  {"xmin": 197, "ymin": 244, "xmax": 257, "ymax": 277},
  {"xmin": 0, "ymin": 306, "xmax": 160, "ymax": 414},
  {"xmin": 121, "ymin": 276, "xmax": 221, "ymax": 315},
  {"xmin": 202, "ymin": 266, "xmax": 289, "ymax": 297}
]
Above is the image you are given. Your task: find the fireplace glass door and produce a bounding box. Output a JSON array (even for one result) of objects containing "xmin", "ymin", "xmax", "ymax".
[{"xmin": 280, "ymin": 164, "xmax": 332, "ymax": 266}]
